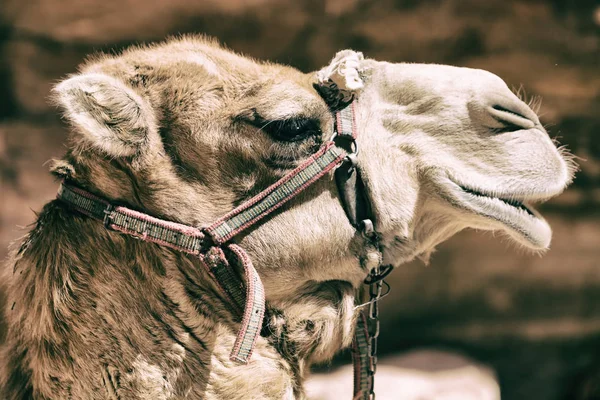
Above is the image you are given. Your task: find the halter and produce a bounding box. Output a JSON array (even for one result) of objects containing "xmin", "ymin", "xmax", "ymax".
[{"xmin": 57, "ymin": 99, "xmax": 391, "ymax": 399}]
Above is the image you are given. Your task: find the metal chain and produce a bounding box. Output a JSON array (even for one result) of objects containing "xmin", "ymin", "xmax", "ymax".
[{"xmin": 365, "ymin": 266, "xmax": 383, "ymax": 400}]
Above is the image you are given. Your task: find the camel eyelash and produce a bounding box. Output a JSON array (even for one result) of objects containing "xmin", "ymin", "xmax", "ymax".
[{"xmin": 247, "ymin": 115, "xmax": 322, "ymax": 142}]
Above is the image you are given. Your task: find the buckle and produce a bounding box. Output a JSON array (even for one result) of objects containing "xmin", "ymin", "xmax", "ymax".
[
  {"xmin": 102, "ymin": 204, "xmax": 115, "ymax": 229},
  {"xmin": 330, "ymin": 131, "xmax": 359, "ymax": 156}
]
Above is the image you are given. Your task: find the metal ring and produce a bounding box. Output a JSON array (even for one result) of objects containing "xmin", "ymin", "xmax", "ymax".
[
  {"xmin": 363, "ymin": 265, "xmax": 394, "ymax": 284},
  {"xmin": 331, "ymin": 132, "xmax": 359, "ymax": 156},
  {"xmin": 345, "ymin": 153, "xmax": 358, "ymax": 167},
  {"xmin": 343, "ymin": 137, "xmax": 359, "ymax": 156},
  {"xmin": 360, "ymin": 219, "xmax": 374, "ymax": 236},
  {"xmin": 352, "ymin": 280, "xmax": 391, "ymax": 310}
]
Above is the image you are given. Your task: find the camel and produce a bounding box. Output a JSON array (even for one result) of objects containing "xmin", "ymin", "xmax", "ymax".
[{"xmin": 1, "ymin": 36, "xmax": 574, "ymax": 399}]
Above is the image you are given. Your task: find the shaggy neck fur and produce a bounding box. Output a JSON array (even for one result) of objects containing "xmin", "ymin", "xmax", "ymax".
[{"xmin": 2, "ymin": 194, "xmax": 359, "ymax": 399}]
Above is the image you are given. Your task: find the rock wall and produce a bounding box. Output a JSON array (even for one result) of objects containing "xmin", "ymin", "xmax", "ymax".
[{"xmin": 0, "ymin": 1, "xmax": 598, "ymax": 399}]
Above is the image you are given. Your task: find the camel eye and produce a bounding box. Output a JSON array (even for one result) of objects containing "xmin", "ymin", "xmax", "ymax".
[{"xmin": 252, "ymin": 117, "xmax": 322, "ymax": 142}]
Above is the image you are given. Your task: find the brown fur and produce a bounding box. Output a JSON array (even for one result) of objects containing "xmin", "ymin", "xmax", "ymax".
[{"xmin": 1, "ymin": 36, "xmax": 573, "ymax": 399}]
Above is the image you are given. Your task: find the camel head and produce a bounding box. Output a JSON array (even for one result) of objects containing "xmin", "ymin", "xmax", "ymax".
[
  {"xmin": 329, "ymin": 53, "xmax": 576, "ymax": 266},
  {"xmin": 50, "ymin": 37, "xmax": 574, "ymax": 360}
]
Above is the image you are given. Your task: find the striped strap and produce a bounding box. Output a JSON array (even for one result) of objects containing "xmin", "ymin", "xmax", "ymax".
[
  {"xmin": 57, "ymin": 183, "xmax": 262, "ymax": 364},
  {"xmin": 205, "ymin": 142, "xmax": 345, "ymax": 244},
  {"xmin": 336, "ymin": 101, "xmax": 358, "ymax": 140},
  {"xmin": 352, "ymin": 311, "xmax": 371, "ymax": 400},
  {"xmin": 339, "ymin": 102, "xmax": 374, "ymax": 400},
  {"xmin": 200, "ymin": 245, "xmax": 265, "ymax": 363},
  {"xmin": 56, "ymin": 140, "xmax": 347, "ymax": 366},
  {"xmin": 58, "ymin": 184, "xmax": 206, "ymax": 255}
]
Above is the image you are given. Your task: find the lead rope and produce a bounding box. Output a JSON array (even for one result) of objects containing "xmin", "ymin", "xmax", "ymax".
[
  {"xmin": 365, "ymin": 266, "xmax": 383, "ymax": 400},
  {"xmin": 353, "ymin": 225, "xmax": 392, "ymax": 400}
]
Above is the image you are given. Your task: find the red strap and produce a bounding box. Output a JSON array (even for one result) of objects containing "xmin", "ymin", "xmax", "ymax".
[
  {"xmin": 352, "ymin": 311, "xmax": 371, "ymax": 399},
  {"xmin": 336, "ymin": 101, "xmax": 358, "ymax": 140},
  {"xmin": 200, "ymin": 245, "xmax": 265, "ymax": 364},
  {"xmin": 205, "ymin": 142, "xmax": 345, "ymax": 244}
]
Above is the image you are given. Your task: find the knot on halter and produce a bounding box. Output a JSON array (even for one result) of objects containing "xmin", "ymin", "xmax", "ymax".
[{"xmin": 316, "ymin": 50, "xmax": 365, "ymax": 110}]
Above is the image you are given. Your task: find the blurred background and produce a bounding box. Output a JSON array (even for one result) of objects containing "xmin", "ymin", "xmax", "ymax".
[{"xmin": 0, "ymin": 0, "xmax": 598, "ymax": 398}]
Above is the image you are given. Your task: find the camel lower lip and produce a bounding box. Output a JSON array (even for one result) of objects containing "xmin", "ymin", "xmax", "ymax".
[{"xmin": 444, "ymin": 178, "xmax": 551, "ymax": 249}]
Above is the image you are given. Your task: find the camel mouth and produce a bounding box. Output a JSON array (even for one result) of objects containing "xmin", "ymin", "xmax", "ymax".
[
  {"xmin": 458, "ymin": 185, "xmax": 535, "ymax": 217},
  {"xmin": 444, "ymin": 179, "xmax": 552, "ymax": 250}
]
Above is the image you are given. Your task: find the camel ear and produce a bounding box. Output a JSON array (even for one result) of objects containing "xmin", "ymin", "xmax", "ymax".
[{"xmin": 53, "ymin": 73, "xmax": 156, "ymax": 157}]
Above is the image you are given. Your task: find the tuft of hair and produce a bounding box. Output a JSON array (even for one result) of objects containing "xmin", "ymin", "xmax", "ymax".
[
  {"xmin": 512, "ymin": 84, "xmax": 542, "ymax": 114},
  {"xmin": 47, "ymin": 159, "xmax": 76, "ymax": 179}
]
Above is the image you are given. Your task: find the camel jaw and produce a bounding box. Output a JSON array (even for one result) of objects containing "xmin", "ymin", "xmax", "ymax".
[{"xmin": 444, "ymin": 178, "xmax": 552, "ymax": 250}]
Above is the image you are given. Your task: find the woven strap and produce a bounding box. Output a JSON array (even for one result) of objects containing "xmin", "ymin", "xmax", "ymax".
[
  {"xmin": 57, "ymin": 183, "xmax": 263, "ymax": 363},
  {"xmin": 58, "ymin": 184, "xmax": 206, "ymax": 255},
  {"xmin": 205, "ymin": 142, "xmax": 345, "ymax": 244},
  {"xmin": 337, "ymin": 103, "xmax": 375, "ymax": 399},
  {"xmin": 352, "ymin": 311, "xmax": 371, "ymax": 400},
  {"xmin": 336, "ymin": 101, "xmax": 358, "ymax": 140},
  {"xmin": 200, "ymin": 245, "xmax": 265, "ymax": 363}
]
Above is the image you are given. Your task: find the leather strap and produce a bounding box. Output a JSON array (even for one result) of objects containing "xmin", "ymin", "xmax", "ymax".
[
  {"xmin": 58, "ymin": 184, "xmax": 206, "ymax": 255},
  {"xmin": 333, "ymin": 102, "xmax": 373, "ymax": 228},
  {"xmin": 58, "ymin": 183, "xmax": 267, "ymax": 364},
  {"xmin": 334, "ymin": 103, "xmax": 391, "ymax": 399},
  {"xmin": 200, "ymin": 245, "xmax": 265, "ymax": 363}
]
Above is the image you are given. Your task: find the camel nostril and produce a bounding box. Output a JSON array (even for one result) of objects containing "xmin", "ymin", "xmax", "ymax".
[
  {"xmin": 491, "ymin": 105, "xmax": 529, "ymax": 121},
  {"xmin": 488, "ymin": 104, "xmax": 536, "ymax": 132}
]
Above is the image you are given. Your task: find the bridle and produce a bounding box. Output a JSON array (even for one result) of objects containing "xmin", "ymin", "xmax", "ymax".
[{"xmin": 57, "ymin": 98, "xmax": 392, "ymax": 399}]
